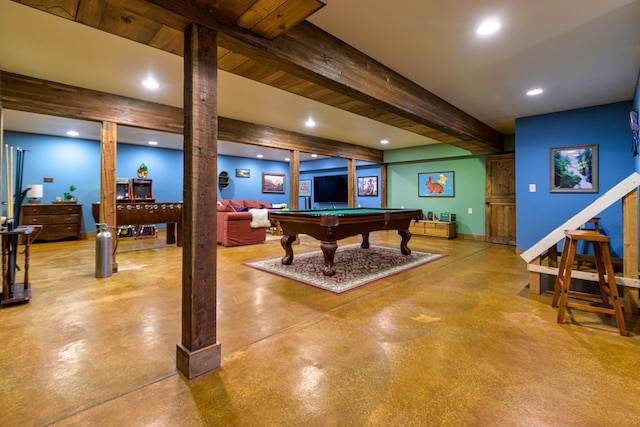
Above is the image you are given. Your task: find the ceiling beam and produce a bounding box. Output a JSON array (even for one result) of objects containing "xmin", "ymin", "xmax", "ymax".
[
  {"xmin": 0, "ymin": 71, "xmax": 383, "ymax": 162},
  {"xmin": 145, "ymin": 0, "xmax": 504, "ymax": 153},
  {"xmin": 12, "ymin": 0, "xmax": 503, "ymax": 152}
]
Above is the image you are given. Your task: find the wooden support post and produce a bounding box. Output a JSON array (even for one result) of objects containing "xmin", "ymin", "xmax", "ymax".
[
  {"xmin": 176, "ymin": 23, "xmax": 221, "ymax": 379},
  {"xmin": 100, "ymin": 122, "xmax": 117, "ymax": 270},
  {"xmin": 529, "ymin": 256, "xmax": 542, "ymax": 294},
  {"xmin": 622, "ymin": 189, "xmax": 639, "ymax": 314},
  {"xmin": 289, "ymin": 150, "xmax": 300, "ymax": 210},
  {"xmin": 348, "ymin": 158, "xmax": 356, "ymax": 208},
  {"xmin": 380, "ymin": 164, "xmax": 387, "ymax": 208}
]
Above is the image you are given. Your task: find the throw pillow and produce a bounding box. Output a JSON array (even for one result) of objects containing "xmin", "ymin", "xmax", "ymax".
[
  {"xmin": 232, "ymin": 205, "xmax": 248, "ymax": 212},
  {"xmin": 244, "ymin": 200, "xmax": 262, "ymax": 209},
  {"xmin": 249, "ymin": 208, "xmax": 271, "ymax": 228}
]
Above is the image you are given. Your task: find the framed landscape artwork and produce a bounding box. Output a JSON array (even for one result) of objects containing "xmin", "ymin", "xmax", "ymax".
[
  {"xmin": 299, "ymin": 179, "xmax": 312, "ymax": 197},
  {"xmin": 418, "ymin": 171, "xmax": 455, "ymax": 197},
  {"xmin": 357, "ymin": 176, "xmax": 378, "ymax": 197},
  {"xmin": 262, "ymin": 173, "xmax": 285, "ymax": 193},
  {"xmin": 236, "ymin": 168, "xmax": 250, "ymax": 178},
  {"xmin": 550, "ymin": 144, "xmax": 598, "ymax": 193}
]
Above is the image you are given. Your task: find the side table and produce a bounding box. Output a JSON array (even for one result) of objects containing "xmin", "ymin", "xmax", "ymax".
[{"xmin": 1, "ymin": 225, "xmax": 42, "ymax": 307}]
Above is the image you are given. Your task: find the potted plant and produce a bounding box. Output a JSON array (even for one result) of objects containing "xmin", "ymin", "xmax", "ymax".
[
  {"xmin": 64, "ymin": 185, "xmax": 77, "ymax": 202},
  {"xmin": 137, "ymin": 163, "xmax": 148, "ymax": 178}
]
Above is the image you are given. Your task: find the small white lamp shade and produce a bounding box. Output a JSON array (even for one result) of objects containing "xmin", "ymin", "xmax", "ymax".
[{"xmin": 26, "ymin": 184, "xmax": 44, "ymax": 199}]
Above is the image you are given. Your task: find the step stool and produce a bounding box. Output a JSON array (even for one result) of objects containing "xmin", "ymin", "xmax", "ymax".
[{"xmin": 552, "ymin": 229, "xmax": 627, "ymax": 336}]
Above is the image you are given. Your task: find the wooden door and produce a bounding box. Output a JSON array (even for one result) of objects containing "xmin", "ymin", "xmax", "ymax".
[{"xmin": 485, "ymin": 153, "xmax": 516, "ymax": 245}]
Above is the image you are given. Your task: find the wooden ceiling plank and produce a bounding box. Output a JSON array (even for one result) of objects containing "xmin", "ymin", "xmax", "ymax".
[
  {"xmin": 195, "ymin": 0, "xmax": 254, "ymax": 22},
  {"xmin": 100, "ymin": 3, "xmax": 162, "ymax": 45},
  {"xmin": 17, "ymin": 0, "xmax": 79, "ymax": 20},
  {"xmin": 250, "ymin": 0, "xmax": 326, "ymax": 39},
  {"xmin": 236, "ymin": 0, "xmax": 287, "ymax": 30},
  {"xmin": 217, "ymin": 51, "xmax": 252, "ymax": 71},
  {"xmin": 149, "ymin": 25, "xmax": 184, "ymax": 56},
  {"xmin": 76, "ymin": 0, "xmax": 107, "ymax": 27},
  {"xmin": 103, "ymin": 0, "xmax": 190, "ymax": 31},
  {"xmin": 224, "ymin": 59, "xmax": 280, "ymax": 81}
]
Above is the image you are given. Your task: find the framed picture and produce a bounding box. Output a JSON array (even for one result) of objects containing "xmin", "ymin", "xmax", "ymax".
[
  {"xmin": 299, "ymin": 179, "xmax": 312, "ymax": 197},
  {"xmin": 236, "ymin": 168, "xmax": 250, "ymax": 178},
  {"xmin": 262, "ymin": 173, "xmax": 285, "ymax": 193},
  {"xmin": 418, "ymin": 171, "xmax": 455, "ymax": 197},
  {"xmin": 357, "ymin": 176, "xmax": 378, "ymax": 197},
  {"xmin": 550, "ymin": 144, "xmax": 598, "ymax": 193}
]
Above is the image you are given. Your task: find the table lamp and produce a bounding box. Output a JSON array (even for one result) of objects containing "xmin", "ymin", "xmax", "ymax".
[{"xmin": 26, "ymin": 184, "xmax": 44, "ymax": 204}]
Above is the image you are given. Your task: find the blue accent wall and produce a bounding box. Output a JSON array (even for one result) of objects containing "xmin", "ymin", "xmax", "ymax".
[
  {"xmin": 116, "ymin": 144, "xmax": 183, "ymax": 203},
  {"xmin": 2, "ymin": 131, "xmax": 292, "ymax": 233},
  {"xmin": 217, "ymin": 156, "xmax": 290, "ymax": 204},
  {"xmin": 8, "ymin": 96, "xmax": 637, "ymax": 248},
  {"xmin": 515, "ymin": 101, "xmax": 634, "ymax": 256}
]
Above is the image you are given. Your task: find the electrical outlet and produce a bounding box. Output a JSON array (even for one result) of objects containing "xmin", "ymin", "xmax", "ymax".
[
  {"xmin": 468, "ymin": 208, "xmax": 472, "ymax": 214},
  {"xmin": 529, "ymin": 183, "xmax": 536, "ymax": 192}
]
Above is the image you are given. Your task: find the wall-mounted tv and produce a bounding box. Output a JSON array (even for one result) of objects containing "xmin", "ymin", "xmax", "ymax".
[{"xmin": 314, "ymin": 174, "xmax": 348, "ymax": 203}]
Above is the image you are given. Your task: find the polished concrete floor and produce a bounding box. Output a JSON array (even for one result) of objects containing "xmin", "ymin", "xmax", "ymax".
[{"xmin": 1, "ymin": 230, "xmax": 639, "ymax": 426}]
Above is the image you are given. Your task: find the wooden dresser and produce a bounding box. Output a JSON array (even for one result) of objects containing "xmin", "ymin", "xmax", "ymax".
[
  {"xmin": 409, "ymin": 220, "xmax": 457, "ymax": 239},
  {"xmin": 20, "ymin": 203, "xmax": 82, "ymax": 242}
]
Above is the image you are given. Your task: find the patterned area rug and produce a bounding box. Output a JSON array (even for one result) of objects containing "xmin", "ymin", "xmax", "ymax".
[{"xmin": 245, "ymin": 244, "xmax": 446, "ymax": 294}]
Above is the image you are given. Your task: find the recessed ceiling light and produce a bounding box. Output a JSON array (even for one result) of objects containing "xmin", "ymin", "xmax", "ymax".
[
  {"xmin": 305, "ymin": 118, "xmax": 316, "ymax": 128},
  {"xmin": 380, "ymin": 139, "xmax": 389, "ymax": 145},
  {"xmin": 527, "ymin": 88, "xmax": 544, "ymax": 96},
  {"xmin": 476, "ymin": 19, "xmax": 501, "ymax": 36},
  {"xmin": 284, "ymin": 157, "xmax": 290, "ymax": 161},
  {"xmin": 66, "ymin": 130, "xmax": 79, "ymax": 137},
  {"xmin": 148, "ymin": 140, "xmax": 158, "ymax": 145},
  {"xmin": 311, "ymin": 154, "xmax": 318, "ymax": 158},
  {"xmin": 257, "ymin": 154, "xmax": 263, "ymax": 158},
  {"xmin": 142, "ymin": 77, "xmax": 160, "ymax": 89}
]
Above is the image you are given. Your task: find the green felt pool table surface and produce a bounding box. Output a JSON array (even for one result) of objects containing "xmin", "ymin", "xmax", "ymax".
[
  {"xmin": 268, "ymin": 207, "xmax": 423, "ymax": 276},
  {"xmin": 274, "ymin": 208, "xmax": 410, "ymax": 216}
]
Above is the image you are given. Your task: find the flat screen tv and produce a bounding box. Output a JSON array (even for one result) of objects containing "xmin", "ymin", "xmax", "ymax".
[{"xmin": 314, "ymin": 175, "xmax": 348, "ymax": 203}]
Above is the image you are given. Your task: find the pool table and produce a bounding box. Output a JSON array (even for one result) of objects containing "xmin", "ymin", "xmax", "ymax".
[{"xmin": 268, "ymin": 208, "xmax": 423, "ymax": 276}]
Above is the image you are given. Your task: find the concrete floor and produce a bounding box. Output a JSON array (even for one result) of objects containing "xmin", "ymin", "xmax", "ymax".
[{"xmin": 1, "ymin": 231, "xmax": 639, "ymax": 426}]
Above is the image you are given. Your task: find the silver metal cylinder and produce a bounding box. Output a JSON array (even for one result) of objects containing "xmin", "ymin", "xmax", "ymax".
[{"xmin": 95, "ymin": 223, "xmax": 113, "ymax": 278}]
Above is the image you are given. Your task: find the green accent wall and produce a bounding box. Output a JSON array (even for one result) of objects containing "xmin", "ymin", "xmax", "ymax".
[{"xmin": 385, "ymin": 144, "xmax": 488, "ymax": 236}]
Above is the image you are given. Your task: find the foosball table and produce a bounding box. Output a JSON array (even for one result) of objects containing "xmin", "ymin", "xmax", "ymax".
[{"xmin": 92, "ymin": 202, "xmax": 183, "ymax": 246}]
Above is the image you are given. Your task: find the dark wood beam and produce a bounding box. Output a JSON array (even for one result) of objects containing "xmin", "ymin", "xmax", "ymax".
[
  {"xmin": 176, "ymin": 23, "xmax": 221, "ymax": 379},
  {"xmin": 0, "ymin": 71, "xmax": 183, "ymax": 134},
  {"xmin": 0, "ymin": 71, "xmax": 382, "ymax": 162},
  {"xmin": 217, "ymin": 117, "xmax": 383, "ymax": 162},
  {"xmin": 144, "ymin": 0, "xmax": 503, "ymax": 152}
]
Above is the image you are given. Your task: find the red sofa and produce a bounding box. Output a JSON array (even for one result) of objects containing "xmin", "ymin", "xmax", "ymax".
[{"xmin": 216, "ymin": 199, "xmax": 270, "ymax": 246}]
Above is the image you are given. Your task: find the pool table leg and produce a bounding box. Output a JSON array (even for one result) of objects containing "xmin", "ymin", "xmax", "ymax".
[
  {"xmin": 398, "ymin": 229, "xmax": 412, "ymax": 255},
  {"xmin": 320, "ymin": 241, "xmax": 338, "ymax": 276},
  {"xmin": 280, "ymin": 235, "xmax": 297, "ymax": 265},
  {"xmin": 361, "ymin": 232, "xmax": 370, "ymax": 249}
]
